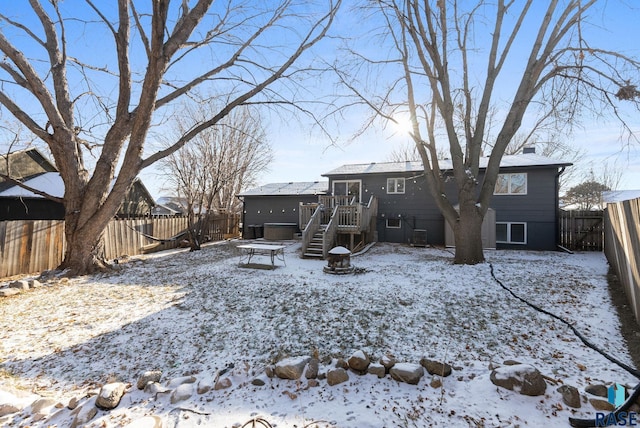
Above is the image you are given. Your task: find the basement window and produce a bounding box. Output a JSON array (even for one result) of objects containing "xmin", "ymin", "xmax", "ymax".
[
  {"xmin": 496, "ymin": 222, "xmax": 527, "ymax": 244},
  {"xmin": 386, "ymin": 218, "xmax": 401, "ymax": 228}
]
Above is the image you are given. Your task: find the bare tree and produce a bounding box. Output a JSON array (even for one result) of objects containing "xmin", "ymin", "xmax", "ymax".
[
  {"xmin": 562, "ymin": 180, "xmax": 610, "ymax": 210},
  {"xmin": 0, "ymin": 0, "xmax": 340, "ymax": 275},
  {"xmin": 339, "ymin": 0, "xmax": 640, "ymax": 264},
  {"xmin": 162, "ymin": 103, "xmax": 271, "ymax": 250}
]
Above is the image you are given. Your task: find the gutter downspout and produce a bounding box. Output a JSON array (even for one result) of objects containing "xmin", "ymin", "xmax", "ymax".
[{"xmin": 555, "ymin": 166, "xmax": 566, "ymax": 250}]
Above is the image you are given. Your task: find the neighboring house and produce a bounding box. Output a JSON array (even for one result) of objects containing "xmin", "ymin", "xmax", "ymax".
[
  {"xmin": 240, "ymin": 152, "xmax": 572, "ymax": 257},
  {"xmin": 151, "ymin": 196, "xmax": 187, "ymax": 217},
  {"xmin": 0, "ymin": 172, "xmax": 155, "ymax": 220},
  {"xmin": 0, "ymin": 147, "xmax": 57, "ymax": 192}
]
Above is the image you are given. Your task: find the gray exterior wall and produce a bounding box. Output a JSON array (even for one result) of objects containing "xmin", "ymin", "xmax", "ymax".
[
  {"xmin": 326, "ymin": 165, "xmax": 562, "ymax": 250},
  {"xmin": 241, "ymin": 194, "xmax": 320, "ymax": 238},
  {"xmin": 328, "ymin": 172, "xmax": 449, "ymax": 245},
  {"xmin": 489, "ymin": 167, "xmax": 560, "ymax": 250}
]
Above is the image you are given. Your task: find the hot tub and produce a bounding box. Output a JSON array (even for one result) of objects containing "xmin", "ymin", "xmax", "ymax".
[{"xmin": 263, "ymin": 223, "xmax": 298, "ymax": 240}]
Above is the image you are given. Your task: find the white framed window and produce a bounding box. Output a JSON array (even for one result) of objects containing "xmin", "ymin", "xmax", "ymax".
[
  {"xmin": 494, "ymin": 173, "xmax": 527, "ymax": 195},
  {"xmin": 332, "ymin": 180, "xmax": 361, "ymax": 203},
  {"xmin": 386, "ymin": 177, "xmax": 405, "ymax": 194},
  {"xmin": 496, "ymin": 222, "xmax": 527, "ymax": 244},
  {"xmin": 386, "ymin": 218, "xmax": 401, "ymax": 228}
]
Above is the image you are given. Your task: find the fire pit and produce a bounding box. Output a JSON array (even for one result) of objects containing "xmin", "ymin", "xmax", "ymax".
[{"xmin": 323, "ymin": 246, "xmax": 354, "ymax": 274}]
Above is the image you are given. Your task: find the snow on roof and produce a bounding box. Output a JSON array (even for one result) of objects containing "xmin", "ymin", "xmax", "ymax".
[
  {"xmin": 602, "ymin": 190, "xmax": 640, "ymax": 203},
  {"xmin": 0, "ymin": 172, "xmax": 152, "ymax": 202},
  {"xmin": 238, "ymin": 181, "xmax": 328, "ymax": 197},
  {"xmin": 0, "ymin": 172, "xmax": 64, "ymax": 198},
  {"xmin": 323, "ymin": 153, "xmax": 573, "ymax": 176}
]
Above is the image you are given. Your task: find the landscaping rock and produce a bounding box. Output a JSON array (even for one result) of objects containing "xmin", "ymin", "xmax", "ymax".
[
  {"xmin": 265, "ymin": 366, "xmax": 274, "ymax": 378},
  {"xmin": 589, "ymin": 398, "xmax": 615, "ymax": 411},
  {"xmin": 380, "ymin": 354, "xmax": 396, "ymax": 372},
  {"xmin": 275, "ymin": 356, "xmax": 310, "ymax": 380},
  {"xmin": 430, "ymin": 376, "xmax": 443, "ymax": 389},
  {"xmin": 214, "ymin": 377, "xmax": 232, "ymax": 390},
  {"xmin": 67, "ymin": 396, "xmax": 81, "ymax": 410},
  {"xmin": 170, "ymin": 384, "xmax": 193, "ymax": 404},
  {"xmin": 348, "ymin": 350, "xmax": 370, "ymax": 374},
  {"xmin": 490, "ymin": 364, "xmax": 547, "ymax": 396},
  {"xmin": 585, "ymin": 384, "xmax": 608, "ymax": 398},
  {"xmin": 0, "ymin": 403, "xmax": 20, "ymax": 417},
  {"xmin": 0, "ymin": 288, "xmax": 21, "ymax": 297},
  {"xmin": 9, "ymin": 280, "xmax": 29, "ymax": 290},
  {"xmin": 390, "ymin": 363, "xmax": 424, "ymax": 385},
  {"xmin": 335, "ymin": 358, "xmax": 348, "ymax": 369},
  {"xmin": 137, "ymin": 370, "xmax": 162, "ymax": 390},
  {"xmin": 420, "ymin": 358, "xmax": 452, "ymax": 377},
  {"xmin": 165, "ymin": 375, "xmax": 196, "ymax": 389},
  {"xmin": 367, "ymin": 363, "xmax": 386, "ymax": 378},
  {"xmin": 557, "ymin": 385, "xmax": 581, "ymax": 408},
  {"xmin": 326, "ymin": 368, "xmax": 349, "ymax": 386},
  {"xmin": 96, "ymin": 382, "xmax": 127, "ymax": 410},
  {"xmin": 305, "ymin": 358, "xmax": 319, "ymax": 379},
  {"xmin": 251, "ymin": 374, "xmax": 269, "ymax": 386},
  {"xmin": 70, "ymin": 396, "xmax": 98, "ymax": 428},
  {"xmin": 30, "ymin": 280, "xmax": 42, "ymax": 288},
  {"xmin": 197, "ymin": 375, "xmax": 215, "ymax": 394},
  {"xmin": 144, "ymin": 382, "xmax": 168, "ymax": 395},
  {"xmin": 30, "ymin": 397, "xmax": 58, "ymax": 414}
]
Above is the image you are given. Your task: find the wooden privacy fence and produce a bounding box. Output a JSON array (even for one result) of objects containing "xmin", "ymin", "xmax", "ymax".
[
  {"xmin": 0, "ymin": 214, "xmax": 239, "ymax": 278},
  {"xmin": 558, "ymin": 209, "xmax": 604, "ymax": 251},
  {"xmin": 604, "ymin": 197, "xmax": 640, "ymax": 326},
  {"xmin": 0, "ymin": 220, "xmax": 66, "ymax": 279}
]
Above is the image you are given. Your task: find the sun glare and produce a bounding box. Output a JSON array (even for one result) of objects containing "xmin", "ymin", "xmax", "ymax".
[{"xmin": 392, "ymin": 114, "xmax": 413, "ymax": 136}]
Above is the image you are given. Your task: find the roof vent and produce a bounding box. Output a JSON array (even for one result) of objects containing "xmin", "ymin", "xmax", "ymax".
[{"xmin": 523, "ymin": 146, "xmax": 536, "ymax": 154}]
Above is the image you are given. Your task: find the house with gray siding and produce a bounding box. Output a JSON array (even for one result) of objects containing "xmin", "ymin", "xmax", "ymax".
[
  {"xmin": 238, "ymin": 181, "xmax": 327, "ymax": 238},
  {"xmin": 238, "ymin": 153, "xmax": 571, "ymax": 257}
]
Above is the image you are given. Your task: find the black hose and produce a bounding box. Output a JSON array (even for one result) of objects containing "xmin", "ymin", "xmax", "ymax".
[{"xmin": 489, "ymin": 263, "xmax": 640, "ymax": 379}]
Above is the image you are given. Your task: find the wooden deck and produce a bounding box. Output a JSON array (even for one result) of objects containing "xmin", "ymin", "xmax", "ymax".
[{"xmin": 299, "ymin": 195, "xmax": 377, "ymax": 259}]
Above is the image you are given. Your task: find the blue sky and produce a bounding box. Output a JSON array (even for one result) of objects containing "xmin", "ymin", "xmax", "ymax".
[
  {"xmin": 201, "ymin": 1, "xmax": 640, "ymax": 197},
  {"xmin": 1, "ymin": 1, "xmax": 639, "ymax": 198}
]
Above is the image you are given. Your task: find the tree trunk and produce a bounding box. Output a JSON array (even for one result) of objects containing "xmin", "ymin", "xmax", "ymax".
[
  {"xmin": 59, "ymin": 211, "xmax": 109, "ymax": 275},
  {"xmin": 452, "ymin": 197, "xmax": 485, "ymax": 265},
  {"xmin": 186, "ymin": 212, "xmax": 202, "ymax": 251}
]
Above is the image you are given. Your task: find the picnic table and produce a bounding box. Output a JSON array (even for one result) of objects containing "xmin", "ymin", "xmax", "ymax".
[{"xmin": 237, "ymin": 243, "xmax": 286, "ymax": 269}]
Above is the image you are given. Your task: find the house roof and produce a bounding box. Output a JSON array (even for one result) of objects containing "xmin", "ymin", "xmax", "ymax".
[
  {"xmin": 322, "ymin": 153, "xmax": 573, "ymax": 176},
  {"xmin": 602, "ymin": 190, "xmax": 640, "ymax": 203},
  {"xmin": 0, "ymin": 172, "xmax": 154, "ymax": 203},
  {"xmin": 0, "ymin": 172, "xmax": 64, "ymax": 198},
  {"xmin": 0, "ymin": 147, "xmax": 58, "ymax": 192},
  {"xmin": 238, "ymin": 181, "xmax": 328, "ymax": 197}
]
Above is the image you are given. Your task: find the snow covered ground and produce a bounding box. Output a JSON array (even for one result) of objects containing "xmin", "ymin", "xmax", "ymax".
[{"xmin": 0, "ymin": 241, "xmax": 637, "ymax": 427}]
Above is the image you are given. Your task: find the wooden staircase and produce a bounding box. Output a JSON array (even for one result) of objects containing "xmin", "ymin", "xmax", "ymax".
[
  {"xmin": 303, "ymin": 226, "xmax": 326, "ymax": 258},
  {"xmin": 299, "ymin": 195, "xmax": 377, "ymax": 259}
]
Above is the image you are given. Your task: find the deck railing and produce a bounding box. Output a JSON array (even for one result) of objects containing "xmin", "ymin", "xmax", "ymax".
[
  {"xmin": 318, "ymin": 195, "xmax": 352, "ymax": 208},
  {"xmin": 301, "ymin": 204, "xmax": 322, "ymax": 254},
  {"xmin": 299, "ymin": 203, "xmax": 317, "ymax": 230},
  {"xmin": 361, "ymin": 195, "xmax": 378, "ymax": 232},
  {"xmin": 300, "ymin": 195, "xmax": 377, "ymax": 258},
  {"xmin": 322, "ymin": 206, "xmax": 340, "ymax": 258}
]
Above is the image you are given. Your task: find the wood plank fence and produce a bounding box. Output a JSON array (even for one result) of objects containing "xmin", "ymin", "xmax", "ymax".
[
  {"xmin": 0, "ymin": 214, "xmax": 239, "ymax": 278},
  {"xmin": 558, "ymin": 209, "xmax": 604, "ymax": 251},
  {"xmin": 604, "ymin": 197, "xmax": 640, "ymax": 326}
]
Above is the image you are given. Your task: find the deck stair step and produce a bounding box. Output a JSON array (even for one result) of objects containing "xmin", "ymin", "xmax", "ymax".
[{"xmin": 303, "ymin": 226, "xmax": 327, "ymax": 258}]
